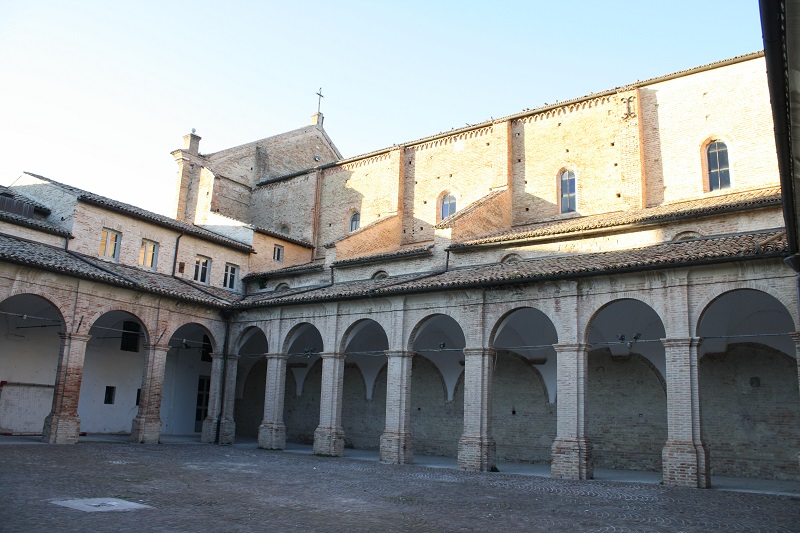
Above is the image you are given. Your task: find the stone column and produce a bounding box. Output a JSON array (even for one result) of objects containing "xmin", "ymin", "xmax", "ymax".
[
  {"xmin": 259, "ymin": 353, "xmax": 288, "ymax": 450},
  {"xmin": 661, "ymin": 337, "xmax": 710, "ymax": 488},
  {"xmin": 130, "ymin": 344, "xmax": 170, "ymax": 443},
  {"xmin": 458, "ymin": 348, "xmax": 496, "ymax": 471},
  {"xmin": 550, "ymin": 343, "xmax": 593, "ymax": 479},
  {"xmin": 218, "ymin": 353, "xmax": 240, "ymax": 445},
  {"xmin": 380, "ymin": 350, "xmax": 414, "ymax": 464},
  {"xmin": 201, "ymin": 352, "xmax": 224, "ymax": 443},
  {"xmin": 42, "ymin": 333, "xmax": 91, "ymax": 444},
  {"xmin": 313, "ymin": 352, "xmax": 345, "ymax": 456}
]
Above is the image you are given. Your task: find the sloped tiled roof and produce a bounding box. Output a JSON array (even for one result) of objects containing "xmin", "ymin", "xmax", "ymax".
[
  {"xmin": 0, "ymin": 209, "xmax": 71, "ymax": 237},
  {"xmin": 243, "ymin": 262, "xmax": 325, "ymax": 281},
  {"xmin": 0, "ymin": 233, "xmax": 238, "ymax": 307},
  {"xmin": 331, "ymin": 245, "xmax": 434, "ymax": 268},
  {"xmin": 253, "ymin": 226, "xmax": 313, "ymax": 248},
  {"xmin": 451, "ymin": 187, "xmax": 782, "ymax": 249},
  {"xmin": 0, "ymin": 185, "xmax": 51, "ymax": 214},
  {"xmin": 21, "ymin": 173, "xmax": 253, "ymax": 252},
  {"xmin": 435, "ymin": 189, "xmax": 506, "ymax": 229},
  {"xmin": 234, "ymin": 230, "xmax": 788, "ymax": 309}
]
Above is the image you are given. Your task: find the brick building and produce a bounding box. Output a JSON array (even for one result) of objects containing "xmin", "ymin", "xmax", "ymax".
[{"xmin": 1, "ymin": 51, "xmax": 797, "ymax": 488}]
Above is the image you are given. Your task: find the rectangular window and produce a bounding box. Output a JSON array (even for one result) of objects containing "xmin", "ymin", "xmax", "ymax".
[
  {"xmin": 223, "ymin": 263, "xmax": 238, "ymax": 289},
  {"xmin": 99, "ymin": 228, "xmax": 121, "ymax": 261},
  {"xmin": 273, "ymin": 244, "xmax": 284, "ymax": 263},
  {"xmin": 194, "ymin": 256, "xmax": 211, "ymax": 284},
  {"xmin": 104, "ymin": 386, "xmax": 116, "ymax": 405},
  {"xmin": 121, "ymin": 320, "xmax": 140, "ymax": 352},
  {"xmin": 138, "ymin": 239, "xmax": 159, "ymax": 270}
]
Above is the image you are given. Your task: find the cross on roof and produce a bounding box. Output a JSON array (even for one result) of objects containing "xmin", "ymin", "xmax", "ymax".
[{"xmin": 316, "ymin": 88, "xmax": 324, "ymax": 114}]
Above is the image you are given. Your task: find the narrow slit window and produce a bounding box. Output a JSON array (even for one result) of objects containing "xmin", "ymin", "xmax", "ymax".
[
  {"xmin": 441, "ymin": 194, "xmax": 456, "ymax": 220},
  {"xmin": 707, "ymin": 141, "xmax": 730, "ymax": 191},
  {"xmin": 560, "ymin": 170, "xmax": 576, "ymax": 213},
  {"xmin": 350, "ymin": 212, "xmax": 360, "ymax": 232},
  {"xmin": 273, "ymin": 245, "xmax": 284, "ymax": 263}
]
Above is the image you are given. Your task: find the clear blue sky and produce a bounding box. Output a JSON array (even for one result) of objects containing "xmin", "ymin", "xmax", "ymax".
[{"xmin": 0, "ymin": 1, "xmax": 765, "ymax": 216}]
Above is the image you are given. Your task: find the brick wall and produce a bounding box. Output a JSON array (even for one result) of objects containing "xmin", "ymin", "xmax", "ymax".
[
  {"xmin": 410, "ymin": 356, "xmax": 464, "ymax": 457},
  {"xmin": 283, "ymin": 358, "xmax": 322, "ymax": 443},
  {"xmin": 341, "ymin": 364, "xmax": 386, "ymax": 450}
]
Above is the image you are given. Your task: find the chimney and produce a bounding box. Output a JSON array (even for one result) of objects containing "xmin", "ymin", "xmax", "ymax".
[
  {"xmin": 311, "ymin": 112, "xmax": 324, "ymax": 127},
  {"xmin": 183, "ymin": 130, "xmax": 201, "ymax": 155}
]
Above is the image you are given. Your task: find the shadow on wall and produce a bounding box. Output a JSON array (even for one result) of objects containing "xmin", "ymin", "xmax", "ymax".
[{"xmin": 638, "ymin": 88, "xmax": 665, "ymax": 206}]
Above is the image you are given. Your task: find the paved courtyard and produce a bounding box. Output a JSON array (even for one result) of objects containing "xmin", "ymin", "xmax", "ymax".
[{"xmin": 1, "ymin": 440, "xmax": 799, "ymax": 532}]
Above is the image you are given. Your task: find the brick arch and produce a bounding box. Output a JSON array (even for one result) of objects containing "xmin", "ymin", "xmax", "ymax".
[
  {"xmin": 699, "ymin": 134, "xmax": 735, "ymax": 192},
  {"xmin": 583, "ymin": 295, "xmax": 667, "ymax": 343},
  {"xmin": 232, "ymin": 324, "xmax": 268, "ymax": 355},
  {"xmin": 338, "ymin": 317, "xmax": 389, "ymax": 355},
  {"xmin": 85, "ymin": 307, "xmax": 152, "ymax": 346},
  {"xmin": 406, "ymin": 312, "xmax": 466, "ymax": 353},
  {"xmin": 693, "ymin": 283, "xmax": 798, "ymax": 335},
  {"xmin": 164, "ymin": 322, "xmax": 220, "ymax": 354},
  {"xmin": 282, "ymin": 321, "xmax": 325, "ymax": 355},
  {"xmin": 488, "ymin": 305, "xmax": 559, "ymax": 349},
  {"xmin": 0, "ymin": 291, "xmax": 68, "ymax": 330}
]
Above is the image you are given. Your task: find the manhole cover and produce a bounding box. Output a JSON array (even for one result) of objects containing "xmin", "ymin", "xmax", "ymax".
[{"xmin": 50, "ymin": 498, "xmax": 152, "ymax": 512}]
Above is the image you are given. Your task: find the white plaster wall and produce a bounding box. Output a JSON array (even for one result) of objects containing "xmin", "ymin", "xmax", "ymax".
[{"xmin": 161, "ymin": 348, "xmax": 212, "ymax": 435}]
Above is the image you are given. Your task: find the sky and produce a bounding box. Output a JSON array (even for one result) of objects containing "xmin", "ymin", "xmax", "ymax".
[{"xmin": 0, "ymin": 1, "xmax": 765, "ymax": 216}]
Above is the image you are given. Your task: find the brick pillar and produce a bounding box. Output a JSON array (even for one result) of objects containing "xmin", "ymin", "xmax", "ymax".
[
  {"xmin": 551, "ymin": 343, "xmax": 593, "ymax": 479},
  {"xmin": 259, "ymin": 353, "xmax": 288, "ymax": 450},
  {"xmin": 313, "ymin": 352, "xmax": 345, "ymax": 456},
  {"xmin": 790, "ymin": 332, "xmax": 800, "ymax": 473},
  {"xmin": 218, "ymin": 353, "xmax": 240, "ymax": 445},
  {"xmin": 661, "ymin": 337, "xmax": 710, "ymax": 488},
  {"xmin": 458, "ymin": 348, "xmax": 496, "ymax": 471},
  {"xmin": 201, "ymin": 352, "xmax": 224, "ymax": 443},
  {"xmin": 42, "ymin": 333, "xmax": 91, "ymax": 444},
  {"xmin": 380, "ymin": 350, "xmax": 414, "ymax": 464},
  {"xmin": 130, "ymin": 344, "xmax": 170, "ymax": 443}
]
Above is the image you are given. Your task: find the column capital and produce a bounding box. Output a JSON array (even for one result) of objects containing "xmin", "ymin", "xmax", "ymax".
[
  {"xmin": 226, "ymin": 353, "xmax": 241, "ymax": 363},
  {"xmin": 553, "ymin": 342, "xmax": 591, "ymax": 353},
  {"xmin": 319, "ymin": 352, "xmax": 344, "ymax": 360},
  {"xmin": 384, "ymin": 350, "xmax": 413, "ymax": 359},
  {"xmin": 266, "ymin": 353, "xmax": 289, "ymax": 361},
  {"xmin": 210, "ymin": 352, "xmax": 225, "ymax": 361},
  {"xmin": 660, "ymin": 337, "xmax": 702, "ymax": 349},
  {"xmin": 58, "ymin": 332, "xmax": 92, "ymax": 343},
  {"xmin": 462, "ymin": 347, "xmax": 494, "ymax": 357},
  {"xmin": 144, "ymin": 344, "xmax": 171, "ymax": 353},
  {"xmin": 788, "ymin": 332, "xmax": 800, "ymax": 344}
]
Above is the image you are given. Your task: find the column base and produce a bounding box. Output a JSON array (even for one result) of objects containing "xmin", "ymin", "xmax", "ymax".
[
  {"xmin": 551, "ymin": 437, "xmax": 593, "ymax": 480},
  {"xmin": 458, "ymin": 434, "xmax": 496, "ymax": 471},
  {"xmin": 662, "ymin": 439, "xmax": 710, "ymax": 488},
  {"xmin": 258, "ymin": 422, "xmax": 286, "ymax": 450},
  {"xmin": 218, "ymin": 418, "xmax": 236, "ymax": 445},
  {"xmin": 201, "ymin": 417, "xmax": 218, "ymax": 444},
  {"xmin": 313, "ymin": 426, "xmax": 345, "ymax": 456},
  {"xmin": 380, "ymin": 430, "xmax": 413, "ymax": 464},
  {"xmin": 130, "ymin": 416, "xmax": 162, "ymax": 444},
  {"xmin": 41, "ymin": 414, "xmax": 80, "ymax": 444}
]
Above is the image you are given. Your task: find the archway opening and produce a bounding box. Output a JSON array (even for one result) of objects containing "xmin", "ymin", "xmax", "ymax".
[
  {"xmin": 491, "ymin": 307, "xmax": 557, "ymax": 464},
  {"xmin": 698, "ymin": 289, "xmax": 799, "ymax": 481},
  {"xmin": 586, "ymin": 299, "xmax": 667, "ymax": 473},
  {"xmin": 341, "ymin": 319, "xmax": 389, "ymax": 451},
  {"xmin": 0, "ymin": 294, "xmax": 64, "ymax": 435},
  {"xmin": 161, "ymin": 323, "xmax": 215, "ymax": 435},
  {"xmin": 79, "ymin": 310, "xmax": 149, "ymax": 434},
  {"xmin": 234, "ymin": 327, "xmax": 269, "ymax": 437},
  {"xmin": 283, "ymin": 323, "xmax": 324, "ymax": 445},
  {"xmin": 409, "ymin": 314, "xmax": 466, "ymax": 457}
]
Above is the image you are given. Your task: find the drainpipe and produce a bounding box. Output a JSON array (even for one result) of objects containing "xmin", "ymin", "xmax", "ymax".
[
  {"xmin": 214, "ymin": 311, "xmax": 232, "ymax": 444},
  {"xmin": 171, "ymin": 232, "xmax": 185, "ymax": 276}
]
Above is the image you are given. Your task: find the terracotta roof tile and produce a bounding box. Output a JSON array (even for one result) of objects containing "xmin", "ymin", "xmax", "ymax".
[
  {"xmin": 452, "ymin": 187, "xmax": 781, "ymax": 248},
  {"xmin": 0, "ymin": 185, "xmax": 51, "ymax": 214},
  {"xmin": 331, "ymin": 245, "xmax": 434, "ymax": 268},
  {"xmin": 0, "ymin": 210, "xmax": 71, "ymax": 237},
  {"xmin": 243, "ymin": 262, "xmax": 325, "ymax": 281}
]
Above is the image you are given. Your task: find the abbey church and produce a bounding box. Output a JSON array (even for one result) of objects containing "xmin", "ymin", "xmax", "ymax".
[{"xmin": 1, "ymin": 51, "xmax": 797, "ymax": 488}]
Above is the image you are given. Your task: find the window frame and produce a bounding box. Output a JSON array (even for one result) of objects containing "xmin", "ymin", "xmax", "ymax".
[
  {"xmin": 138, "ymin": 239, "xmax": 159, "ymax": 270},
  {"xmin": 273, "ymin": 244, "xmax": 284, "ymax": 263},
  {"xmin": 99, "ymin": 228, "xmax": 121, "ymax": 261},
  {"xmin": 440, "ymin": 193, "xmax": 457, "ymax": 221},
  {"xmin": 705, "ymin": 139, "xmax": 731, "ymax": 192},
  {"xmin": 349, "ymin": 211, "xmax": 361, "ymax": 232},
  {"xmin": 193, "ymin": 255, "xmax": 211, "ymax": 284},
  {"xmin": 559, "ymin": 169, "xmax": 577, "ymax": 214},
  {"xmin": 223, "ymin": 263, "xmax": 238, "ymax": 290}
]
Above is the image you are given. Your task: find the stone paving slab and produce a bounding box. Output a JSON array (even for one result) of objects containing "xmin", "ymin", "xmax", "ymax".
[{"xmin": 0, "ymin": 442, "xmax": 798, "ymax": 532}]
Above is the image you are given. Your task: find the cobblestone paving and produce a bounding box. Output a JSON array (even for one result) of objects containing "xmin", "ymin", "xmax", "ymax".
[{"xmin": 1, "ymin": 443, "xmax": 798, "ymax": 532}]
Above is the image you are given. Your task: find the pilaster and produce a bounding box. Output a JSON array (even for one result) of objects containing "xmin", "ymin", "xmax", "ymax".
[
  {"xmin": 201, "ymin": 352, "xmax": 225, "ymax": 443},
  {"xmin": 380, "ymin": 350, "xmax": 414, "ymax": 464},
  {"xmin": 790, "ymin": 332, "xmax": 800, "ymax": 473},
  {"xmin": 550, "ymin": 343, "xmax": 593, "ymax": 479},
  {"xmin": 218, "ymin": 353, "xmax": 240, "ymax": 445},
  {"xmin": 313, "ymin": 352, "xmax": 345, "ymax": 456},
  {"xmin": 259, "ymin": 354, "xmax": 289, "ymax": 450},
  {"xmin": 130, "ymin": 344, "xmax": 170, "ymax": 443},
  {"xmin": 661, "ymin": 337, "xmax": 710, "ymax": 488},
  {"xmin": 42, "ymin": 333, "xmax": 91, "ymax": 444},
  {"xmin": 458, "ymin": 348, "xmax": 496, "ymax": 471}
]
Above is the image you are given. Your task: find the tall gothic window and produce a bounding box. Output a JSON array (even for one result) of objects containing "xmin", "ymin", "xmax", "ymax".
[
  {"xmin": 350, "ymin": 212, "xmax": 360, "ymax": 232},
  {"xmin": 707, "ymin": 140, "xmax": 730, "ymax": 191},
  {"xmin": 441, "ymin": 194, "xmax": 456, "ymax": 220},
  {"xmin": 560, "ymin": 170, "xmax": 576, "ymax": 213}
]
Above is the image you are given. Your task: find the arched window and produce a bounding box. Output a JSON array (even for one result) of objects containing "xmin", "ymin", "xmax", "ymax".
[
  {"xmin": 275, "ymin": 283, "xmax": 290, "ymax": 292},
  {"xmin": 372, "ymin": 270, "xmax": 388, "ymax": 280},
  {"xmin": 707, "ymin": 140, "xmax": 730, "ymax": 191},
  {"xmin": 350, "ymin": 212, "xmax": 361, "ymax": 232},
  {"xmin": 560, "ymin": 170, "xmax": 576, "ymax": 213},
  {"xmin": 501, "ymin": 253, "xmax": 521, "ymax": 263},
  {"xmin": 441, "ymin": 194, "xmax": 456, "ymax": 220}
]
